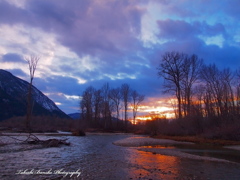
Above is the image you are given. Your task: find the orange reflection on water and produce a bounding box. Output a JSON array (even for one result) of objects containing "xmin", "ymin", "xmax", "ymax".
[{"xmin": 125, "ymin": 147, "xmax": 181, "ymax": 179}]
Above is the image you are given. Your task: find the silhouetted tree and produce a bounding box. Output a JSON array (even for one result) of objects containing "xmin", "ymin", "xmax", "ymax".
[
  {"xmin": 93, "ymin": 89, "xmax": 102, "ymax": 127},
  {"xmin": 121, "ymin": 83, "xmax": 130, "ymax": 131},
  {"xmin": 158, "ymin": 52, "xmax": 203, "ymax": 118},
  {"xmin": 236, "ymin": 68, "xmax": 240, "ymax": 112},
  {"xmin": 109, "ymin": 87, "xmax": 122, "ymax": 127},
  {"xmin": 25, "ymin": 55, "xmax": 40, "ymax": 131},
  {"xmin": 101, "ymin": 83, "xmax": 112, "ymax": 129},
  {"xmin": 131, "ymin": 90, "xmax": 144, "ymax": 124},
  {"xmin": 81, "ymin": 86, "xmax": 95, "ymax": 126},
  {"xmin": 221, "ymin": 68, "xmax": 235, "ymax": 116},
  {"xmin": 79, "ymin": 82, "xmax": 145, "ymax": 131},
  {"xmin": 181, "ymin": 54, "xmax": 203, "ymax": 116},
  {"xmin": 157, "ymin": 52, "xmax": 186, "ymax": 118}
]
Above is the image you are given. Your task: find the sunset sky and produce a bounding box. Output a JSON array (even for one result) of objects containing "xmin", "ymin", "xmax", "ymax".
[{"xmin": 0, "ymin": 0, "xmax": 239, "ymax": 116}]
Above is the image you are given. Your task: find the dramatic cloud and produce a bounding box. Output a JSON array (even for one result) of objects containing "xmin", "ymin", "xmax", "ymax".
[
  {"xmin": 1, "ymin": 53, "xmax": 25, "ymax": 63},
  {"xmin": 157, "ymin": 20, "xmax": 226, "ymax": 41},
  {"xmin": 5, "ymin": 68, "xmax": 27, "ymax": 77},
  {"xmin": 0, "ymin": 0, "xmax": 239, "ymax": 114}
]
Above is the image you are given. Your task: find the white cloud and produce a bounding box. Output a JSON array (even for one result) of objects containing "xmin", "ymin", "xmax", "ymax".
[
  {"xmin": 64, "ymin": 94, "xmax": 79, "ymax": 100},
  {"xmin": 199, "ymin": 34, "xmax": 224, "ymax": 48},
  {"xmin": 0, "ymin": 24, "xmax": 94, "ymax": 83},
  {"xmin": 139, "ymin": 2, "xmax": 163, "ymax": 47},
  {"xmin": 7, "ymin": 0, "xmax": 27, "ymax": 9},
  {"xmin": 103, "ymin": 73, "xmax": 137, "ymax": 80},
  {"xmin": 55, "ymin": 102, "xmax": 62, "ymax": 106}
]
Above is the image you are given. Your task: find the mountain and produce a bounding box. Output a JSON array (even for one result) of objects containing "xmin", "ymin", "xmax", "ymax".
[
  {"xmin": 0, "ymin": 69, "xmax": 69, "ymax": 121},
  {"xmin": 68, "ymin": 113, "xmax": 81, "ymax": 120}
]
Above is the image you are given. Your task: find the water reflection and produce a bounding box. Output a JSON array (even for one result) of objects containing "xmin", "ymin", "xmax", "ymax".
[
  {"xmin": 0, "ymin": 134, "xmax": 240, "ymax": 180},
  {"xmin": 125, "ymin": 149, "xmax": 179, "ymax": 179}
]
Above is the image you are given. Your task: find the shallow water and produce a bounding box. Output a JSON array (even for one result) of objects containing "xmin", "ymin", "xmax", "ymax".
[
  {"xmin": 0, "ymin": 134, "xmax": 240, "ymax": 180},
  {"xmin": 175, "ymin": 143, "xmax": 240, "ymax": 164}
]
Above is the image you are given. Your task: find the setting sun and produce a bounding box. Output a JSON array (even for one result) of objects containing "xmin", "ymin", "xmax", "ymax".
[{"xmin": 133, "ymin": 97, "xmax": 177, "ymax": 121}]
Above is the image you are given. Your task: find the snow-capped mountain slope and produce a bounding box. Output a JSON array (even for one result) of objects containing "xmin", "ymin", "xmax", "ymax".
[{"xmin": 0, "ymin": 69, "xmax": 69, "ymax": 121}]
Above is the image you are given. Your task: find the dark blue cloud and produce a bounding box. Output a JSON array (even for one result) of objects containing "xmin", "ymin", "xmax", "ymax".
[
  {"xmin": 59, "ymin": 65, "xmax": 75, "ymax": 72},
  {"xmin": 35, "ymin": 75, "xmax": 81, "ymax": 95},
  {"xmin": 1, "ymin": 53, "xmax": 25, "ymax": 63},
  {"xmin": 6, "ymin": 68, "xmax": 27, "ymax": 77},
  {"xmin": 0, "ymin": 0, "xmax": 144, "ymax": 59},
  {"xmin": 0, "ymin": 1, "xmax": 29, "ymax": 25},
  {"xmin": 155, "ymin": 17, "xmax": 239, "ymax": 70},
  {"xmin": 157, "ymin": 20, "xmax": 226, "ymax": 40},
  {"xmin": 157, "ymin": 19, "xmax": 199, "ymax": 40},
  {"xmin": 0, "ymin": 0, "xmax": 239, "ymax": 114}
]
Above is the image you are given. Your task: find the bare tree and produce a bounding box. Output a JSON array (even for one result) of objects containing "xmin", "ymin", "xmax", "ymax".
[
  {"xmin": 221, "ymin": 68, "xmax": 235, "ymax": 115},
  {"xmin": 200, "ymin": 64, "xmax": 222, "ymax": 117},
  {"xmin": 79, "ymin": 83, "xmax": 146, "ymax": 131},
  {"xmin": 236, "ymin": 68, "xmax": 240, "ymax": 112},
  {"xmin": 25, "ymin": 55, "xmax": 40, "ymax": 131},
  {"xmin": 193, "ymin": 85, "xmax": 205, "ymax": 117},
  {"xmin": 121, "ymin": 83, "xmax": 130, "ymax": 130},
  {"xmin": 157, "ymin": 51, "xmax": 186, "ymax": 119},
  {"xmin": 81, "ymin": 86, "xmax": 95, "ymax": 126},
  {"xmin": 131, "ymin": 90, "xmax": 144, "ymax": 124},
  {"xmin": 181, "ymin": 54, "xmax": 203, "ymax": 116},
  {"xmin": 80, "ymin": 97, "xmax": 87, "ymax": 128},
  {"xmin": 109, "ymin": 87, "xmax": 122, "ymax": 127},
  {"xmin": 93, "ymin": 89, "xmax": 102, "ymax": 127},
  {"xmin": 200, "ymin": 64, "xmax": 237, "ymax": 121},
  {"xmin": 101, "ymin": 83, "xmax": 112, "ymax": 129},
  {"xmin": 201, "ymin": 64, "xmax": 226, "ymax": 117}
]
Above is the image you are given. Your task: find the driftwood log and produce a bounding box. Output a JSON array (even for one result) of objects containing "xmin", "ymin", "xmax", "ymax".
[
  {"xmin": 1, "ymin": 133, "xmax": 70, "ymax": 148},
  {"xmin": 72, "ymin": 130, "xmax": 86, "ymax": 136},
  {"xmin": 28, "ymin": 138, "xmax": 70, "ymax": 147}
]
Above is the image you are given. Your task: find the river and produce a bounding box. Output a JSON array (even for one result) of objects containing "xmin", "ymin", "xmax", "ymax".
[{"xmin": 0, "ymin": 133, "xmax": 240, "ymax": 180}]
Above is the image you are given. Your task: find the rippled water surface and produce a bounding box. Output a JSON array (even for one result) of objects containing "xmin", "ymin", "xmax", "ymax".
[{"xmin": 1, "ymin": 133, "xmax": 240, "ymax": 180}]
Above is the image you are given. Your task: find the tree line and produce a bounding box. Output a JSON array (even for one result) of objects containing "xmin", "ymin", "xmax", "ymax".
[
  {"xmin": 156, "ymin": 51, "xmax": 240, "ymax": 136},
  {"xmin": 79, "ymin": 83, "xmax": 144, "ymax": 131}
]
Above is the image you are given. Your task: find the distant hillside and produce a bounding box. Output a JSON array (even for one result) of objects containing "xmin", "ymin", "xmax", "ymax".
[
  {"xmin": 68, "ymin": 113, "xmax": 81, "ymax": 120},
  {"xmin": 0, "ymin": 69, "xmax": 69, "ymax": 121}
]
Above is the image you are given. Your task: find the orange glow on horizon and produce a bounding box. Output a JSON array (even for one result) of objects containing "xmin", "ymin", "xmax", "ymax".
[
  {"xmin": 131, "ymin": 112, "xmax": 174, "ymax": 124},
  {"xmin": 136, "ymin": 116, "xmax": 152, "ymax": 121},
  {"xmin": 129, "ymin": 97, "xmax": 177, "ymax": 123}
]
